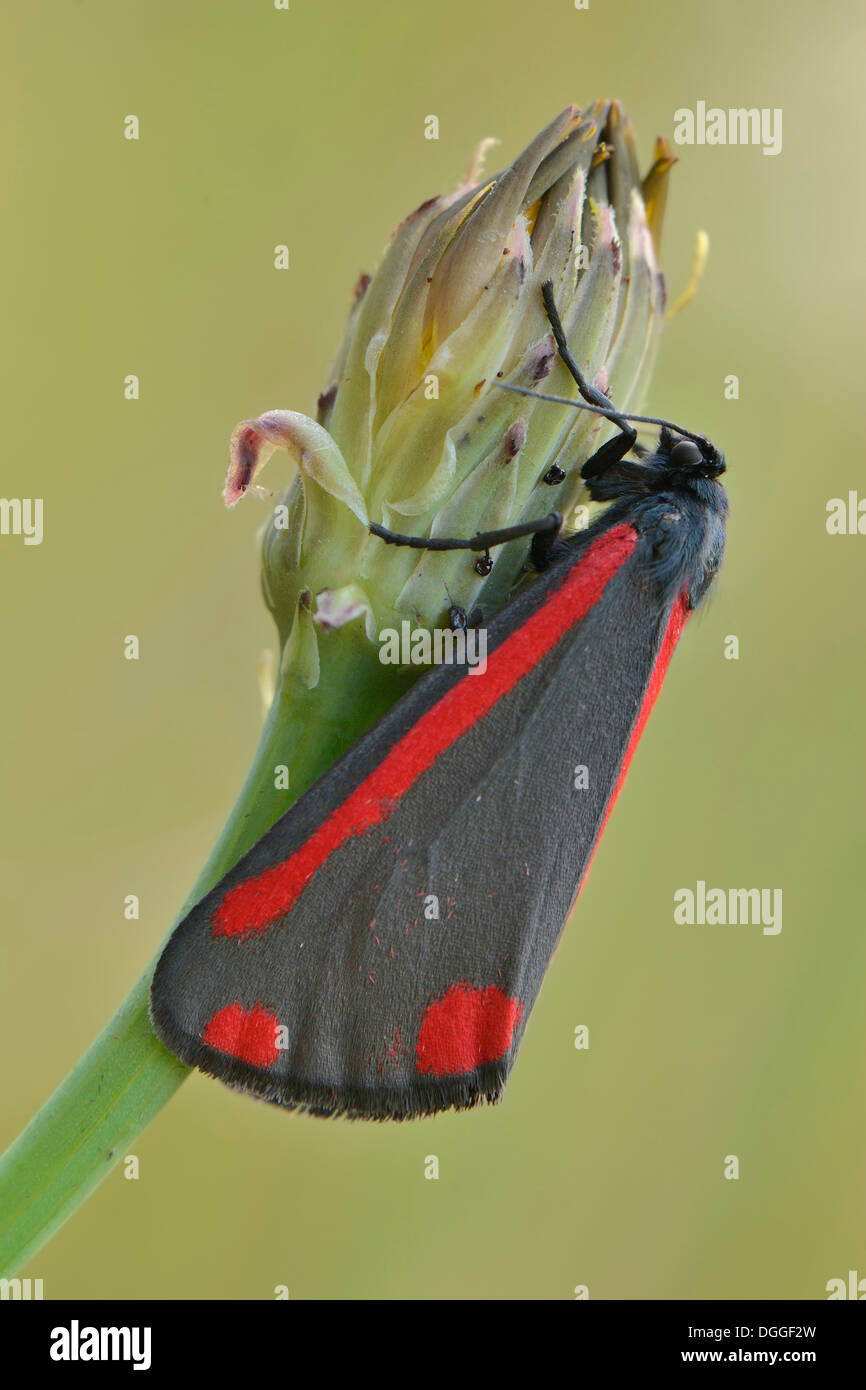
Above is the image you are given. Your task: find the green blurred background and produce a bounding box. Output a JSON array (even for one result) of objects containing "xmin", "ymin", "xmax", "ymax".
[{"xmin": 2, "ymin": 0, "xmax": 863, "ymax": 1300}]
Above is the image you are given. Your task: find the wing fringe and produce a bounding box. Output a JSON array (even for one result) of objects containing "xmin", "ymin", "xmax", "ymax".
[{"xmin": 150, "ymin": 1002, "xmax": 509, "ymax": 1121}]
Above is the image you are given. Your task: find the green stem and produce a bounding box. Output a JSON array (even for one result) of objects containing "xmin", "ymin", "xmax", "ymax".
[{"xmin": 0, "ymin": 629, "xmax": 413, "ymax": 1276}]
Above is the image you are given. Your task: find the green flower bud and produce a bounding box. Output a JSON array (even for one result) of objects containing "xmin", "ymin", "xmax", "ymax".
[{"xmin": 226, "ymin": 100, "xmax": 673, "ymax": 689}]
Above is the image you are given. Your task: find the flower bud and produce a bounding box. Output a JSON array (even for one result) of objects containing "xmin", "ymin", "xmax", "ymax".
[{"xmin": 229, "ymin": 101, "xmax": 673, "ymax": 686}]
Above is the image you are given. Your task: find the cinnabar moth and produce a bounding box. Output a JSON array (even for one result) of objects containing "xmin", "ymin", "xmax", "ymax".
[{"xmin": 150, "ymin": 281, "xmax": 727, "ymax": 1120}]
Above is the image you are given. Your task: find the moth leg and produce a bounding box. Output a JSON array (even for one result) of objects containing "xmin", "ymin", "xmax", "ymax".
[
  {"xmin": 578, "ymin": 429, "xmax": 638, "ymax": 482},
  {"xmin": 369, "ymin": 512, "xmax": 562, "ymax": 554},
  {"xmin": 540, "ymin": 280, "xmax": 638, "ymax": 480},
  {"xmin": 528, "ymin": 524, "xmax": 562, "ymax": 571},
  {"xmin": 541, "ymin": 280, "xmax": 626, "ymax": 417}
]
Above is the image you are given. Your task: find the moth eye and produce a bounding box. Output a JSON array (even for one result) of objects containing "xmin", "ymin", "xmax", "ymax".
[{"xmin": 670, "ymin": 439, "xmax": 703, "ymax": 467}]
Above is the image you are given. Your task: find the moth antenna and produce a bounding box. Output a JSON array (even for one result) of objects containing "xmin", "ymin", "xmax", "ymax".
[{"xmin": 495, "ymin": 382, "xmax": 711, "ymax": 451}]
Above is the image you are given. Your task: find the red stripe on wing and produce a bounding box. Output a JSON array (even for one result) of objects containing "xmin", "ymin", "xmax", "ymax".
[{"xmin": 214, "ymin": 524, "xmax": 638, "ymax": 938}]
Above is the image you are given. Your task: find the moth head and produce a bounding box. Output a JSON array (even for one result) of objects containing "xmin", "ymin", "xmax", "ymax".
[{"xmin": 667, "ymin": 431, "xmax": 726, "ymax": 481}]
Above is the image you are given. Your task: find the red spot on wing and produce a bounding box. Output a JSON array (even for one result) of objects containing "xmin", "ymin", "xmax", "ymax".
[
  {"xmin": 415, "ymin": 984, "xmax": 523, "ymax": 1076},
  {"xmin": 214, "ymin": 526, "xmax": 637, "ymax": 939},
  {"xmin": 201, "ymin": 1002, "xmax": 280, "ymax": 1068}
]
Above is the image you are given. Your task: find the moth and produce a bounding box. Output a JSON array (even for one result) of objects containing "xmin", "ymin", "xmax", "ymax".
[{"xmin": 150, "ymin": 281, "xmax": 727, "ymax": 1119}]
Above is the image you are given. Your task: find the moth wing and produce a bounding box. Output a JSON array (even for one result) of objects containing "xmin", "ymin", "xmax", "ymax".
[{"xmin": 151, "ymin": 527, "xmax": 682, "ymax": 1118}]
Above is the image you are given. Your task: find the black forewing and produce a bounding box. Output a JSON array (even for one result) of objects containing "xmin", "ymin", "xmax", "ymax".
[{"xmin": 151, "ymin": 524, "xmax": 674, "ymax": 1119}]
